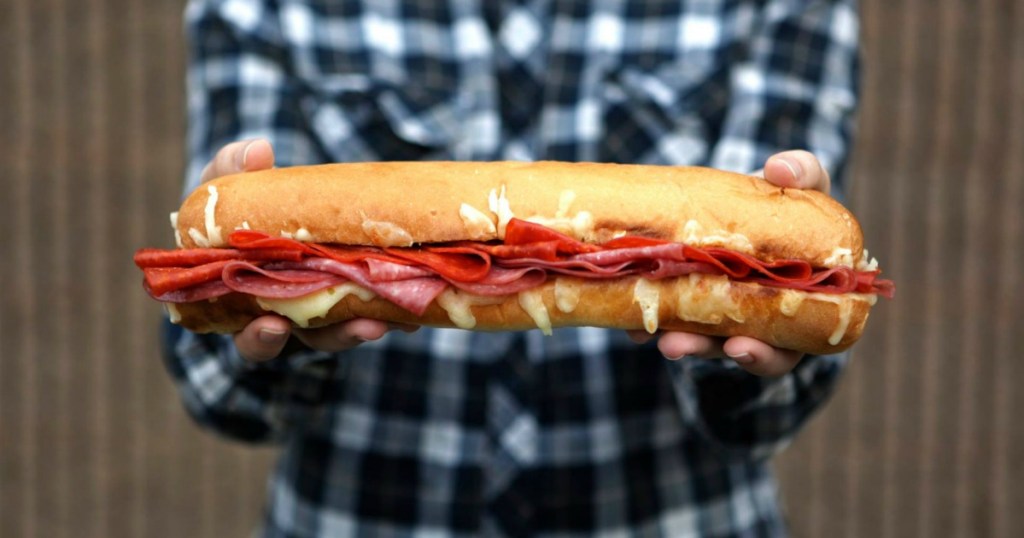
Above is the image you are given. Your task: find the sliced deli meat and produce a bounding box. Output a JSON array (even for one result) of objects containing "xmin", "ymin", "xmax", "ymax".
[{"xmin": 137, "ymin": 220, "xmax": 895, "ymax": 317}]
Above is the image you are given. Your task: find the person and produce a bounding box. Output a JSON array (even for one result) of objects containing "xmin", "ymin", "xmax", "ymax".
[{"xmin": 166, "ymin": 0, "xmax": 860, "ymax": 535}]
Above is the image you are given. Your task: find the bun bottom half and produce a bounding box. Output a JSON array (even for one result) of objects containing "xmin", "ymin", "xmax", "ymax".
[{"xmin": 168, "ymin": 276, "xmax": 873, "ymax": 355}]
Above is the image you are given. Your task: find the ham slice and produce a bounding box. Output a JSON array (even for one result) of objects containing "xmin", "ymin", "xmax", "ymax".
[
  {"xmin": 447, "ymin": 266, "xmax": 547, "ymax": 295},
  {"xmin": 276, "ymin": 259, "xmax": 447, "ymax": 316},
  {"xmin": 222, "ymin": 262, "xmax": 347, "ymax": 299}
]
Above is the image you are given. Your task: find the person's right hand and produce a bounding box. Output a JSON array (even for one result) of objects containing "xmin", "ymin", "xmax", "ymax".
[{"xmin": 201, "ymin": 139, "xmax": 418, "ymax": 362}]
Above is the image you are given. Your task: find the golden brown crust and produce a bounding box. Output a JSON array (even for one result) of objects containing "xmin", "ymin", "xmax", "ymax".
[
  {"xmin": 176, "ymin": 161, "xmax": 863, "ymax": 267},
  {"xmin": 169, "ymin": 276, "xmax": 873, "ymax": 355}
]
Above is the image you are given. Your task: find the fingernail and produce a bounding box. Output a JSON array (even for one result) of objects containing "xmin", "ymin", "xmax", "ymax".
[
  {"xmin": 727, "ymin": 352, "xmax": 754, "ymax": 364},
  {"xmin": 779, "ymin": 157, "xmax": 802, "ymax": 181},
  {"xmin": 258, "ymin": 328, "xmax": 287, "ymax": 344},
  {"xmin": 342, "ymin": 330, "xmax": 370, "ymax": 344},
  {"xmin": 664, "ymin": 352, "xmax": 687, "ymax": 361},
  {"xmin": 241, "ymin": 141, "xmax": 256, "ymax": 169}
]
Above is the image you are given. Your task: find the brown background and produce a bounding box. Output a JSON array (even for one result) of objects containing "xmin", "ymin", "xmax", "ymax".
[{"xmin": 1, "ymin": 1, "xmax": 1022, "ymax": 536}]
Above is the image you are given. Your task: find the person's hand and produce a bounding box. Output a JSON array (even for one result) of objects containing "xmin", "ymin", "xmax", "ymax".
[
  {"xmin": 627, "ymin": 150, "xmax": 831, "ymax": 377},
  {"xmin": 200, "ymin": 139, "xmax": 418, "ymax": 362}
]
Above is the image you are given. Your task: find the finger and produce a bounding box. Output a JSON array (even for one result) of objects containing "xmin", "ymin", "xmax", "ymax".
[
  {"xmin": 233, "ymin": 315, "xmax": 293, "ymax": 362},
  {"xmin": 626, "ymin": 330, "xmax": 656, "ymax": 344},
  {"xmin": 387, "ymin": 322, "xmax": 421, "ymax": 334},
  {"xmin": 721, "ymin": 336, "xmax": 804, "ymax": 377},
  {"xmin": 292, "ymin": 318, "xmax": 393, "ymax": 353},
  {"xmin": 200, "ymin": 139, "xmax": 275, "ymax": 183},
  {"xmin": 762, "ymin": 150, "xmax": 831, "ymax": 195},
  {"xmin": 657, "ymin": 331, "xmax": 725, "ymax": 360}
]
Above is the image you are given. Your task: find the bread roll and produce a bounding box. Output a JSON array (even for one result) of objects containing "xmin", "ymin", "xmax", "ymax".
[
  {"xmin": 148, "ymin": 161, "xmax": 891, "ymax": 355},
  {"xmin": 176, "ymin": 161, "xmax": 863, "ymax": 268}
]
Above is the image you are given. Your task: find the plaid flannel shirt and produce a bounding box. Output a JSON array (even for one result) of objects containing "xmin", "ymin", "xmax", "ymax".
[{"xmin": 167, "ymin": 0, "xmax": 860, "ymax": 536}]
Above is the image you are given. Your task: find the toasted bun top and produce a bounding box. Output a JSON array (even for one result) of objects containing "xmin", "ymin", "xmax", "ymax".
[{"xmin": 175, "ymin": 161, "xmax": 863, "ymax": 267}]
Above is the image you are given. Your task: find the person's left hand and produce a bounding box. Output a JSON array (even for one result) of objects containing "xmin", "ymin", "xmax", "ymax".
[{"xmin": 627, "ymin": 150, "xmax": 831, "ymax": 377}]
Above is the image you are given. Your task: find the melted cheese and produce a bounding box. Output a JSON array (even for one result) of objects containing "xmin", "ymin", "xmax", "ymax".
[
  {"xmin": 675, "ymin": 274, "xmax": 744, "ymax": 325},
  {"xmin": 488, "ymin": 185, "xmax": 515, "ymax": 239},
  {"xmin": 279, "ymin": 228, "xmax": 314, "ymax": 242},
  {"xmin": 255, "ymin": 284, "xmax": 376, "ymax": 328},
  {"xmin": 360, "ymin": 214, "xmax": 415, "ymax": 246},
  {"xmin": 681, "ymin": 220, "xmax": 753, "ymax": 252},
  {"xmin": 554, "ymin": 278, "xmax": 581, "ymax": 313},
  {"xmin": 435, "ymin": 289, "xmax": 506, "ymax": 329},
  {"xmin": 459, "ymin": 203, "xmax": 497, "ymax": 240},
  {"xmin": 436, "ymin": 289, "xmax": 477, "ymax": 329},
  {"xmin": 632, "ymin": 278, "xmax": 661, "ymax": 334},
  {"xmin": 170, "ymin": 212, "xmax": 182, "ymax": 248},
  {"xmin": 831, "ymin": 300, "xmax": 853, "ymax": 346},
  {"xmin": 785, "ymin": 291, "xmax": 877, "ymax": 345},
  {"xmin": 524, "ymin": 189, "xmax": 598, "ymax": 241},
  {"xmin": 525, "ymin": 211, "xmax": 595, "ymax": 241},
  {"xmin": 518, "ymin": 289, "xmax": 552, "ymax": 335},
  {"xmin": 779, "ymin": 289, "xmax": 805, "ymax": 317},
  {"xmin": 204, "ymin": 185, "xmax": 224, "ymax": 246},
  {"xmin": 164, "ymin": 303, "xmax": 182, "ymax": 324}
]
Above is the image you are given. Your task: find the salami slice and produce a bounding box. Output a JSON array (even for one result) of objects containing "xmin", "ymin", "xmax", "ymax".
[{"xmin": 222, "ymin": 261, "xmax": 347, "ymax": 299}]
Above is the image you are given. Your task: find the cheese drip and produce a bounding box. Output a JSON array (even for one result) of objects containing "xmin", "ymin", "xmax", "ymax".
[
  {"xmin": 778, "ymin": 291, "xmax": 877, "ymax": 346},
  {"xmin": 632, "ymin": 278, "xmax": 661, "ymax": 334},
  {"xmin": 518, "ymin": 289, "xmax": 552, "ymax": 335},
  {"xmin": 436, "ymin": 289, "xmax": 505, "ymax": 329},
  {"xmin": 554, "ymin": 279, "xmax": 581, "ymax": 313},
  {"xmin": 256, "ymin": 284, "xmax": 376, "ymax": 328}
]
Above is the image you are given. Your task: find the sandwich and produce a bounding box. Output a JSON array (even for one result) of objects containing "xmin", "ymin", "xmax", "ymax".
[{"xmin": 134, "ymin": 161, "xmax": 894, "ymax": 355}]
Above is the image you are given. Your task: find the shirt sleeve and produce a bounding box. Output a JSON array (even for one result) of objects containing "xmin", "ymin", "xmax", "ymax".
[
  {"xmin": 667, "ymin": 0, "xmax": 861, "ymax": 461},
  {"xmin": 164, "ymin": 0, "xmax": 334, "ymax": 443}
]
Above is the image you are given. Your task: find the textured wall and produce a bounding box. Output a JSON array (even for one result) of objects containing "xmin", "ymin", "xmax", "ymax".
[
  {"xmin": 1, "ymin": 1, "xmax": 1021, "ymax": 537},
  {"xmin": 775, "ymin": 1, "xmax": 1024, "ymax": 537}
]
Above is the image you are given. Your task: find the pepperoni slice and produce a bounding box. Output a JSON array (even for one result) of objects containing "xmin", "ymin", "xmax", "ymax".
[{"xmin": 143, "ymin": 260, "xmax": 234, "ymax": 296}]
